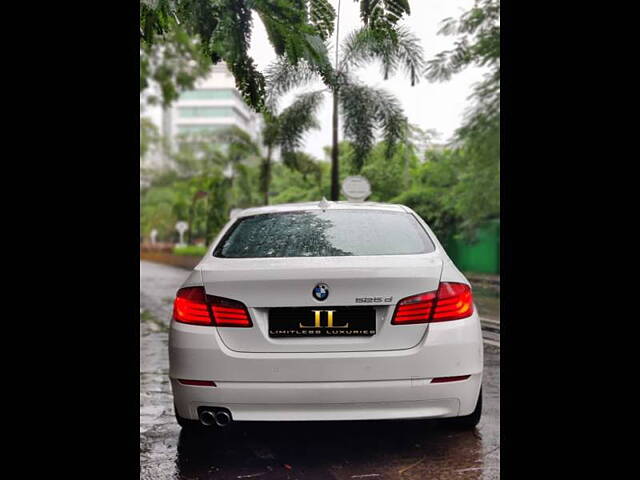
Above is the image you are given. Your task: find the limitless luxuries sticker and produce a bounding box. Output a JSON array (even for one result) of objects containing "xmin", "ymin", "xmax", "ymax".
[
  {"xmin": 268, "ymin": 306, "xmax": 376, "ymax": 337},
  {"xmin": 268, "ymin": 329, "xmax": 376, "ymax": 336}
]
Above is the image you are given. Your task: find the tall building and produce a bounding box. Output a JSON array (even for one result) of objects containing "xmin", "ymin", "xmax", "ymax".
[{"xmin": 162, "ymin": 63, "xmax": 263, "ymax": 151}]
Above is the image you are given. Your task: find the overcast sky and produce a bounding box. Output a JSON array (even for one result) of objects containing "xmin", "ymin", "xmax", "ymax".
[{"xmin": 146, "ymin": 0, "xmax": 486, "ymax": 160}]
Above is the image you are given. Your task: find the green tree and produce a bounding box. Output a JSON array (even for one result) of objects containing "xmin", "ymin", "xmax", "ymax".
[
  {"xmin": 231, "ymin": 163, "xmax": 263, "ymax": 208},
  {"xmin": 358, "ymin": 141, "xmax": 419, "ymax": 201},
  {"xmin": 392, "ymin": 148, "xmax": 463, "ymax": 242},
  {"xmin": 448, "ymin": 124, "xmax": 499, "ymax": 234},
  {"xmin": 140, "ymin": 186, "xmax": 181, "ymax": 240},
  {"xmin": 210, "ymin": 101, "xmax": 324, "ymax": 205},
  {"xmin": 140, "ymin": 117, "xmax": 162, "ymax": 186},
  {"xmin": 140, "ymin": 117, "xmax": 160, "ymax": 159},
  {"xmin": 425, "ymin": 0, "xmax": 500, "ymax": 230},
  {"xmin": 140, "ymin": 19, "xmax": 211, "ymax": 108},
  {"xmin": 425, "ymin": 0, "xmax": 499, "ymax": 113},
  {"xmin": 211, "ymin": 126, "xmax": 262, "ymax": 184},
  {"xmin": 202, "ymin": 172, "xmax": 231, "ymax": 243},
  {"xmin": 269, "ymin": 156, "xmax": 328, "ymax": 204},
  {"xmin": 260, "ymin": 91, "xmax": 324, "ymax": 204},
  {"xmin": 147, "ymin": 128, "xmax": 245, "ymax": 243},
  {"xmin": 171, "ymin": 131, "xmax": 228, "ymax": 176},
  {"xmin": 140, "ymin": 0, "xmax": 338, "ymax": 109}
]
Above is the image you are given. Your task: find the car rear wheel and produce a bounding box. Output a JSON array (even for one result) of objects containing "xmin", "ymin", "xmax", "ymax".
[{"xmin": 446, "ymin": 387, "xmax": 482, "ymax": 429}]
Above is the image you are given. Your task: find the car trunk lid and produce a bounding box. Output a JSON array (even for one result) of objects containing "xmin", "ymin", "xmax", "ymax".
[{"xmin": 198, "ymin": 253, "xmax": 443, "ymax": 353}]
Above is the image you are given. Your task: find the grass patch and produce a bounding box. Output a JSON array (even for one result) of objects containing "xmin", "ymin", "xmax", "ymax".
[
  {"xmin": 140, "ymin": 309, "xmax": 169, "ymax": 333},
  {"xmin": 173, "ymin": 245, "xmax": 207, "ymax": 256}
]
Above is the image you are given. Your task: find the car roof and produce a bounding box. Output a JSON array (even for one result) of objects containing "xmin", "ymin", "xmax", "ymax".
[{"xmin": 235, "ymin": 201, "xmax": 411, "ymax": 218}]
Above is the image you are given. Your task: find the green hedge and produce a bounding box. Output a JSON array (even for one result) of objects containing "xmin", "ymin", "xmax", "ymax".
[
  {"xmin": 444, "ymin": 220, "xmax": 500, "ymax": 274},
  {"xmin": 172, "ymin": 245, "xmax": 208, "ymax": 256}
]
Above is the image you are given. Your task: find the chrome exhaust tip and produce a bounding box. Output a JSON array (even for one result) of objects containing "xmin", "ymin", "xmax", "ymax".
[
  {"xmin": 214, "ymin": 410, "xmax": 231, "ymax": 427},
  {"xmin": 199, "ymin": 410, "xmax": 216, "ymax": 426}
]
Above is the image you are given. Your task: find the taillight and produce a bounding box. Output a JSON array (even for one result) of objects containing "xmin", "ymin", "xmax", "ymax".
[
  {"xmin": 391, "ymin": 291, "xmax": 437, "ymax": 325},
  {"xmin": 209, "ymin": 295, "xmax": 252, "ymax": 327},
  {"xmin": 173, "ymin": 287, "xmax": 252, "ymax": 327},
  {"xmin": 431, "ymin": 282, "xmax": 473, "ymax": 322},
  {"xmin": 391, "ymin": 282, "xmax": 473, "ymax": 325},
  {"xmin": 173, "ymin": 287, "xmax": 211, "ymax": 325}
]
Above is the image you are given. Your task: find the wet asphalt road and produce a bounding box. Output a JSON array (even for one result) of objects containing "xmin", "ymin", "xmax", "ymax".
[{"xmin": 140, "ymin": 260, "xmax": 500, "ymax": 479}]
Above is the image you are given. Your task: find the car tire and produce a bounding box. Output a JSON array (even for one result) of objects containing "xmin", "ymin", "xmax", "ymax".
[{"xmin": 447, "ymin": 387, "xmax": 482, "ymax": 429}]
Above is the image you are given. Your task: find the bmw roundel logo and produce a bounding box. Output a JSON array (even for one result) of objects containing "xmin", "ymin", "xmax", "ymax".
[{"xmin": 312, "ymin": 283, "xmax": 329, "ymax": 301}]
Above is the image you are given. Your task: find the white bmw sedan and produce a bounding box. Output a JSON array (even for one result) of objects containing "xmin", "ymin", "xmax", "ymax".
[{"xmin": 169, "ymin": 201, "xmax": 483, "ymax": 430}]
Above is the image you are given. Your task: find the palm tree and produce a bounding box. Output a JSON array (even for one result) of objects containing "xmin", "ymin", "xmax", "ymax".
[
  {"xmin": 265, "ymin": 23, "xmax": 426, "ymax": 200},
  {"xmin": 259, "ymin": 92, "xmax": 325, "ymax": 204},
  {"xmin": 211, "ymin": 96, "xmax": 324, "ymax": 205},
  {"xmin": 211, "ymin": 126, "xmax": 262, "ymax": 182}
]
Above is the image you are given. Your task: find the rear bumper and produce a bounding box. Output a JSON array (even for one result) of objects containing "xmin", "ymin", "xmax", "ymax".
[
  {"xmin": 169, "ymin": 312, "xmax": 483, "ymax": 421},
  {"xmin": 170, "ymin": 375, "xmax": 479, "ymax": 421}
]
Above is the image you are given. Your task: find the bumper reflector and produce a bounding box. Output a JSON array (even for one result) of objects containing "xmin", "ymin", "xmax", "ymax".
[
  {"xmin": 430, "ymin": 375, "xmax": 471, "ymax": 383},
  {"xmin": 178, "ymin": 379, "xmax": 217, "ymax": 387}
]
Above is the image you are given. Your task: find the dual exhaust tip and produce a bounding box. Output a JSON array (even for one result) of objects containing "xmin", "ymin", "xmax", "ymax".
[{"xmin": 198, "ymin": 408, "xmax": 232, "ymax": 427}]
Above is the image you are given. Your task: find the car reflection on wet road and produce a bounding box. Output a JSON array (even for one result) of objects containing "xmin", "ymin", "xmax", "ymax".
[{"xmin": 140, "ymin": 260, "xmax": 500, "ymax": 479}]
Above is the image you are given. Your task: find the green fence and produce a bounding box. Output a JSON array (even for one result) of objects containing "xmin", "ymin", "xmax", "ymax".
[{"xmin": 444, "ymin": 220, "xmax": 500, "ymax": 274}]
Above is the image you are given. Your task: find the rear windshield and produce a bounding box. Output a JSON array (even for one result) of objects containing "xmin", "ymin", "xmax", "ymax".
[{"xmin": 214, "ymin": 210, "xmax": 435, "ymax": 258}]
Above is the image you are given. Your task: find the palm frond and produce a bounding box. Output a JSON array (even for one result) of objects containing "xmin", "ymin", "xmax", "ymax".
[
  {"xmin": 212, "ymin": 125, "xmax": 256, "ymax": 147},
  {"xmin": 340, "ymin": 82, "xmax": 407, "ymax": 172},
  {"xmin": 211, "ymin": 125, "xmax": 261, "ymax": 162},
  {"xmin": 372, "ymin": 88, "xmax": 407, "ymax": 160},
  {"xmin": 339, "ymin": 83, "xmax": 378, "ymax": 171},
  {"xmin": 277, "ymin": 90, "xmax": 325, "ymax": 153},
  {"xmin": 340, "ymin": 25, "xmax": 425, "ymax": 86},
  {"xmin": 264, "ymin": 58, "xmax": 324, "ymax": 108}
]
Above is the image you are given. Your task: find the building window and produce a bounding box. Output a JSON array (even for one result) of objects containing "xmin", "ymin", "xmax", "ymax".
[
  {"xmin": 177, "ymin": 124, "xmax": 226, "ymax": 134},
  {"xmin": 178, "ymin": 106, "xmax": 235, "ymax": 118},
  {"xmin": 179, "ymin": 89, "xmax": 235, "ymax": 100}
]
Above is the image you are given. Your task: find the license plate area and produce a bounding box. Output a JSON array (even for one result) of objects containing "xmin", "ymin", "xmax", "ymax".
[{"xmin": 268, "ymin": 306, "xmax": 376, "ymax": 337}]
